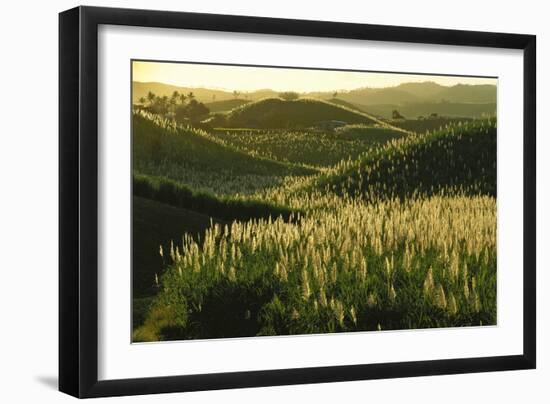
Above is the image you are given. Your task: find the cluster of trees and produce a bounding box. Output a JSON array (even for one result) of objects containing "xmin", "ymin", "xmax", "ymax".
[
  {"xmin": 138, "ymin": 91, "xmax": 210, "ymax": 123},
  {"xmin": 278, "ymin": 91, "xmax": 300, "ymax": 101}
]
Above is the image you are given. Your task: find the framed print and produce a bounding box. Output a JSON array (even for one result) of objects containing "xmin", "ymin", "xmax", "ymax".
[{"xmin": 59, "ymin": 6, "xmax": 536, "ymax": 398}]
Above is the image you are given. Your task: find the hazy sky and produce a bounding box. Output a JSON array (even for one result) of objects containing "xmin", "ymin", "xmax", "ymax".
[{"xmin": 133, "ymin": 61, "xmax": 497, "ymax": 93}]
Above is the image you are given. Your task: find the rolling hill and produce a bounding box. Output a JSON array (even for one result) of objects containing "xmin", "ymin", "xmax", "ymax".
[
  {"xmin": 360, "ymin": 102, "xmax": 496, "ymax": 119},
  {"xmin": 133, "ymin": 82, "xmax": 278, "ymax": 104},
  {"xmin": 333, "ymin": 81, "xmax": 496, "ymax": 106},
  {"xmin": 133, "ymin": 80, "xmax": 497, "ymax": 119},
  {"xmin": 316, "ymin": 118, "xmax": 496, "ymax": 200},
  {"xmin": 223, "ymin": 98, "xmax": 382, "ymax": 129},
  {"xmin": 132, "ymin": 81, "xmax": 235, "ymax": 104},
  {"xmin": 133, "ymin": 113, "xmax": 314, "ymax": 177},
  {"xmin": 204, "ymin": 98, "xmax": 250, "ymax": 113}
]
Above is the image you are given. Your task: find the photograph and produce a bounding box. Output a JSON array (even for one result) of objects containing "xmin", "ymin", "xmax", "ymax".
[{"xmin": 131, "ymin": 60, "xmax": 497, "ymax": 342}]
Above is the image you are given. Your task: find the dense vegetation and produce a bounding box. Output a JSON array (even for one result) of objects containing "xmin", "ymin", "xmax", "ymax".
[
  {"xmin": 363, "ymin": 102, "xmax": 496, "ymax": 120},
  {"xmin": 223, "ymin": 98, "xmax": 380, "ymax": 129},
  {"xmin": 390, "ymin": 117, "xmax": 474, "ymax": 133},
  {"xmin": 131, "ymin": 90, "xmax": 497, "ymax": 342},
  {"xmin": 133, "ymin": 112, "xmax": 314, "ymax": 195},
  {"xmin": 134, "ymin": 173, "xmax": 299, "ymax": 222},
  {"xmin": 204, "ymin": 98, "xmax": 250, "ymax": 113},
  {"xmin": 135, "ymin": 195, "xmax": 495, "ymax": 341},
  {"xmin": 211, "ymin": 125, "xmax": 405, "ymax": 168},
  {"xmin": 317, "ymin": 119, "xmax": 497, "ymax": 201}
]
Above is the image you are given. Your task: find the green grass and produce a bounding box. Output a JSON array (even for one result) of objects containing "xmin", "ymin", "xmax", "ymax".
[
  {"xmin": 133, "ymin": 195, "xmax": 230, "ymax": 299},
  {"xmin": 211, "ymin": 126, "xmax": 406, "ymax": 168},
  {"xmin": 224, "ymin": 98, "xmax": 381, "ymax": 129},
  {"xmin": 205, "ymin": 98, "xmax": 250, "ymax": 113},
  {"xmin": 134, "ymin": 196, "xmax": 496, "ymax": 341},
  {"xmin": 316, "ymin": 119, "xmax": 496, "ymax": 201},
  {"xmin": 132, "ymin": 111, "xmax": 497, "ymax": 342},
  {"xmin": 390, "ymin": 117, "xmax": 474, "ymax": 133},
  {"xmin": 133, "ymin": 112, "xmax": 315, "ymax": 195},
  {"xmin": 133, "ymin": 173, "xmax": 300, "ymax": 222}
]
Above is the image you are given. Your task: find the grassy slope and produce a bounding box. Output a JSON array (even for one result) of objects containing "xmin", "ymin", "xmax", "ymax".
[
  {"xmin": 224, "ymin": 98, "xmax": 383, "ymax": 129},
  {"xmin": 357, "ymin": 102, "xmax": 496, "ymax": 119},
  {"xmin": 390, "ymin": 117, "xmax": 474, "ymax": 134},
  {"xmin": 326, "ymin": 98, "xmax": 366, "ymax": 113},
  {"xmin": 133, "ymin": 119, "xmax": 497, "ymax": 341},
  {"xmin": 133, "ymin": 113, "xmax": 313, "ymax": 177},
  {"xmin": 134, "ymin": 173, "xmax": 299, "ymax": 221},
  {"xmin": 205, "ymin": 98, "xmax": 250, "ymax": 113},
  {"xmin": 133, "ymin": 196, "xmax": 229, "ymax": 298},
  {"xmin": 316, "ymin": 119, "xmax": 497, "ymax": 200},
  {"xmin": 211, "ymin": 126, "xmax": 407, "ymax": 168}
]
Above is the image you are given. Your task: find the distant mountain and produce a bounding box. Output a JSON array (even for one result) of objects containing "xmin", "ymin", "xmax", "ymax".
[
  {"xmin": 339, "ymin": 87, "xmax": 421, "ymax": 106},
  {"xmin": 335, "ymin": 81, "xmax": 496, "ymax": 106},
  {"xmin": 133, "ymin": 80, "xmax": 497, "ymax": 118},
  {"xmin": 133, "ymin": 82, "xmax": 278, "ymax": 104},
  {"xmin": 435, "ymin": 84, "xmax": 496, "ymax": 103},
  {"xmin": 394, "ymin": 81, "xmax": 447, "ymax": 99},
  {"xmin": 132, "ymin": 82, "xmax": 234, "ymax": 104}
]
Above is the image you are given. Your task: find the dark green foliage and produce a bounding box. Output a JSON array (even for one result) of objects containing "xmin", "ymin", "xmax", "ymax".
[
  {"xmin": 132, "ymin": 196, "xmax": 229, "ymax": 298},
  {"xmin": 132, "ymin": 107, "xmax": 497, "ymax": 342},
  {"xmin": 317, "ymin": 119, "xmax": 497, "ymax": 200},
  {"xmin": 174, "ymin": 99, "xmax": 210, "ymax": 123},
  {"xmin": 135, "ymin": 241, "xmax": 496, "ymax": 341},
  {"xmin": 278, "ymin": 91, "xmax": 300, "ymax": 101},
  {"xmin": 391, "ymin": 117, "xmax": 474, "ymax": 133},
  {"xmin": 204, "ymin": 99, "xmax": 250, "ymax": 113},
  {"xmin": 361, "ymin": 102, "xmax": 497, "ymax": 120},
  {"xmin": 133, "ymin": 174, "xmax": 299, "ymax": 222},
  {"xmin": 133, "ymin": 113, "xmax": 313, "ymax": 179},
  {"xmin": 211, "ymin": 126, "xmax": 405, "ymax": 168},
  {"xmin": 225, "ymin": 98, "xmax": 379, "ymax": 129}
]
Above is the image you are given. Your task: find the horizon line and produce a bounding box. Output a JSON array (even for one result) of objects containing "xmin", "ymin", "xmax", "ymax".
[{"xmin": 131, "ymin": 79, "xmax": 497, "ymax": 95}]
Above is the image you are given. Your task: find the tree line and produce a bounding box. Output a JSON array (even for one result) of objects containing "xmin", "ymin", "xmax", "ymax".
[{"xmin": 137, "ymin": 90, "xmax": 210, "ymax": 123}]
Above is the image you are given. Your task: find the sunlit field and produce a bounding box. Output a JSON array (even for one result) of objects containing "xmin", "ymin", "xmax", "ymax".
[{"xmin": 131, "ymin": 64, "xmax": 497, "ymax": 342}]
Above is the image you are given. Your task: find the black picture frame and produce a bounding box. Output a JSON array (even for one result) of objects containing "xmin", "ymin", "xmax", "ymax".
[{"xmin": 59, "ymin": 5, "xmax": 536, "ymax": 398}]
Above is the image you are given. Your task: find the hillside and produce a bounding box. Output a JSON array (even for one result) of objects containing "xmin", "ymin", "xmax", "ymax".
[
  {"xmin": 212, "ymin": 125, "xmax": 406, "ymax": 168},
  {"xmin": 326, "ymin": 98, "xmax": 366, "ymax": 112},
  {"xmin": 133, "ymin": 113, "xmax": 313, "ymax": 177},
  {"xmin": 205, "ymin": 98, "xmax": 250, "ymax": 113},
  {"xmin": 335, "ymin": 81, "xmax": 497, "ymax": 106},
  {"xmin": 316, "ymin": 119, "xmax": 496, "ymax": 200},
  {"xmin": 133, "ymin": 81, "xmax": 235, "ymax": 104},
  {"xmin": 133, "ymin": 81, "xmax": 496, "ymax": 105},
  {"xmin": 340, "ymin": 87, "xmax": 421, "ymax": 106},
  {"xmin": 133, "ymin": 196, "xmax": 229, "ymax": 298},
  {"xmin": 133, "ymin": 82, "xmax": 278, "ymax": 104},
  {"xmin": 436, "ymin": 84, "xmax": 497, "ymax": 103},
  {"xmin": 362, "ymin": 102, "xmax": 496, "ymax": 119},
  {"xmin": 224, "ymin": 98, "xmax": 381, "ymax": 129},
  {"xmin": 132, "ymin": 112, "xmax": 316, "ymax": 196}
]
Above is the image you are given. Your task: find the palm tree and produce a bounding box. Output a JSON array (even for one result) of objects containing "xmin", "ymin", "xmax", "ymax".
[
  {"xmin": 170, "ymin": 91, "xmax": 179, "ymax": 109},
  {"xmin": 147, "ymin": 91, "xmax": 156, "ymax": 106},
  {"xmin": 187, "ymin": 92, "xmax": 195, "ymax": 102},
  {"xmin": 233, "ymin": 90, "xmax": 240, "ymax": 99},
  {"xmin": 179, "ymin": 93, "xmax": 187, "ymax": 105},
  {"xmin": 160, "ymin": 95, "xmax": 169, "ymax": 114},
  {"xmin": 138, "ymin": 97, "xmax": 146, "ymax": 105}
]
